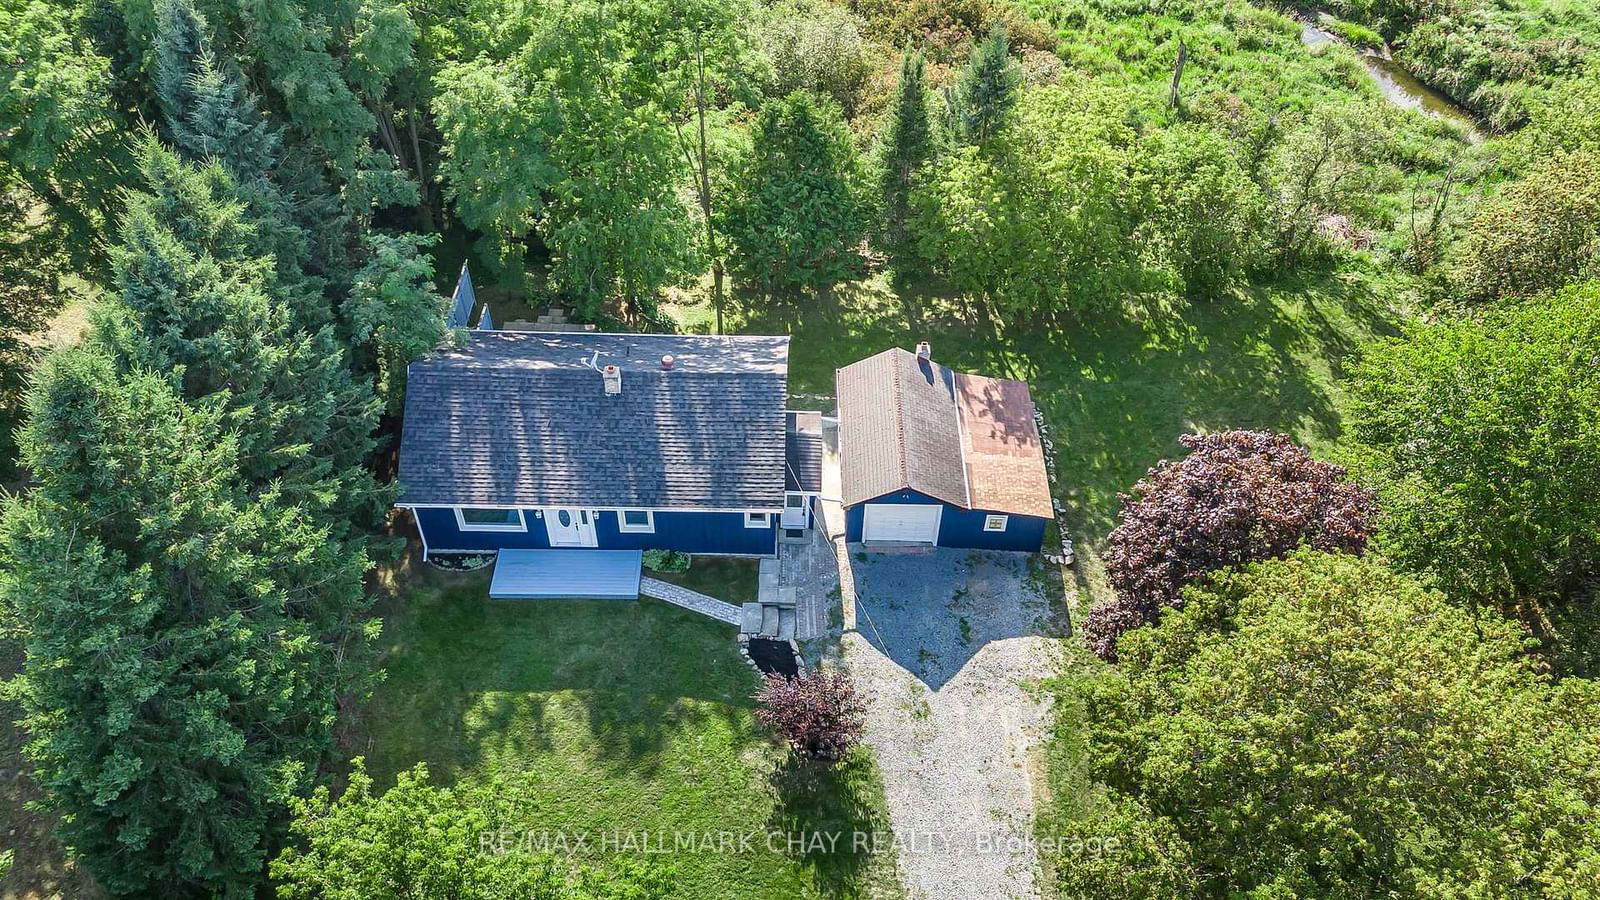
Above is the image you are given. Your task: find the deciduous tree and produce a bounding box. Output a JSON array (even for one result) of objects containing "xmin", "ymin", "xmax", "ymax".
[
  {"xmin": 912, "ymin": 80, "xmax": 1151, "ymax": 319},
  {"xmin": 272, "ymin": 761, "xmax": 677, "ymax": 899},
  {"xmin": 1085, "ymin": 430, "xmax": 1375, "ymax": 661},
  {"xmin": 433, "ymin": 0, "xmax": 699, "ymax": 324},
  {"xmin": 1347, "ymin": 282, "xmax": 1600, "ymax": 672},
  {"xmin": 1060, "ymin": 551, "xmax": 1600, "ymax": 897},
  {"xmin": 348, "ymin": 233, "xmax": 452, "ymax": 413}
]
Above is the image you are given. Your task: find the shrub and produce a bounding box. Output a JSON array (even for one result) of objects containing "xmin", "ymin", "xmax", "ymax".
[
  {"xmin": 754, "ymin": 669, "xmax": 865, "ymax": 763},
  {"xmin": 641, "ymin": 548, "xmax": 691, "ymax": 574},
  {"xmin": 1084, "ymin": 431, "xmax": 1376, "ymax": 661},
  {"xmin": 1452, "ymin": 151, "xmax": 1600, "ymax": 303},
  {"xmin": 759, "ymin": 0, "xmax": 873, "ymax": 116},
  {"xmin": 855, "ymin": 0, "xmax": 1057, "ymax": 63}
]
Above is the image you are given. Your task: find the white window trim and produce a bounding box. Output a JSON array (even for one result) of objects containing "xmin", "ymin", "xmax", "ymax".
[
  {"xmin": 744, "ymin": 511, "xmax": 772, "ymax": 529},
  {"xmin": 982, "ymin": 514, "xmax": 1009, "ymax": 532},
  {"xmin": 617, "ymin": 509, "xmax": 655, "ymax": 533},
  {"xmin": 453, "ymin": 506, "xmax": 528, "ymax": 532}
]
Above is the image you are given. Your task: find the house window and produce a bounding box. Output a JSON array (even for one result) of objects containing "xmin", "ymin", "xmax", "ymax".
[
  {"xmin": 745, "ymin": 511, "xmax": 772, "ymax": 529},
  {"xmin": 454, "ymin": 507, "xmax": 527, "ymax": 532},
  {"xmin": 982, "ymin": 514, "xmax": 1009, "ymax": 532},
  {"xmin": 785, "ymin": 493, "xmax": 806, "ymax": 509},
  {"xmin": 618, "ymin": 509, "xmax": 655, "ymax": 533}
]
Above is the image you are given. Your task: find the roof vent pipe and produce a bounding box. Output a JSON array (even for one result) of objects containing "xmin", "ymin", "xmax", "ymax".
[
  {"xmin": 602, "ymin": 364, "xmax": 622, "ymax": 395},
  {"xmin": 661, "ymin": 354, "xmax": 675, "ymax": 371},
  {"xmin": 916, "ymin": 341, "xmax": 932, "ymax": 361}
]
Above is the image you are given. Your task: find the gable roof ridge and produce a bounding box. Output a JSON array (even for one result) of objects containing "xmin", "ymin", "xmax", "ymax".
[
  {"xmin": 950, "ymin": 370, "xmax": 973, "ymax": 509},
  {"xmin": 890, "ymin": 349, "xmax": 909, "ymax": 487}
]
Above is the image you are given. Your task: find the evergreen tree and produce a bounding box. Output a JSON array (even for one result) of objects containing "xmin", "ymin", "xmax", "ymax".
[
  {"xmin": 948, "ymin": 26, "xmax": 1020, "ymax": 148},
  {"xmin": 722, "ymin": 91, "xmax": 865, "ymax": 293},
  {"xmin": 97, "ymin": 138, "xmax": 389, "ymax": 535},
  {"xmin": 0, "ymin": 351, "xmax": 378, "ymax": 896},
  {"xmin": 878, "ymin": 50, "xmax": 934, "ymax": 277},
  {"xmin": 154, "ymin": 0, "xmax": 280, "ymax": 180}
]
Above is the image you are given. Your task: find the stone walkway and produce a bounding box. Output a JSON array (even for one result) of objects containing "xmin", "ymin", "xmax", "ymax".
[
  {"xmin": 638, "ymin": 577, "xmax": 741, "ymax": 625},
  {"xmin": 780, "ymin": 528, "xmax": 838, "ymax": 640}
]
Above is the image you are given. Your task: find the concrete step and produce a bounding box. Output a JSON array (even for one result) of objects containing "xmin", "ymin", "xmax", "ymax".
[{"xmin": 740, "ymin": 602, "xmax": 763, "ymax": 633}]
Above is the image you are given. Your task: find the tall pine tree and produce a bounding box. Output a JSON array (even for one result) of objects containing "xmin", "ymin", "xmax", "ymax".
[
  {"xmin": 0, "ymin": 3, "xmax": 410, "ymax": 892},
  {"xmin": 722, "ymin": 91, "xmax": 866, "ymax": 294},
  {"xmin": 878, "ymin": 50, "xmax": 933, "ymax": 278},
  {"xmin": 96, "ymin": 138, "xmax": 389, "ymax": 534},
  {"xmin": 948, "ymin": 25, "xmax": 1020, "ymax": 148}
]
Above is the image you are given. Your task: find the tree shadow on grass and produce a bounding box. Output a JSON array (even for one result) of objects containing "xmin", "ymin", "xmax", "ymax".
[
  {"xmin": 1012, "ymin": 271, "xmax": 1403, "ymax": 539},
  {"xmin": 356, "ymin": 556, "xmax": 763, "ymax": 787},
  {"xmin": 765, "ymin": 749, "xmax": 895, "ymax": 899}
]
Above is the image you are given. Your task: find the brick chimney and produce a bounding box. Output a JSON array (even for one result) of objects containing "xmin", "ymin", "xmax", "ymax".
[
  {"xmin": 602, "ymin": 364, "xmax": 622, "ymax": 395},
  {"xmin": 916, "ymin": 340, "xmax": 932, "ymax": 361}
]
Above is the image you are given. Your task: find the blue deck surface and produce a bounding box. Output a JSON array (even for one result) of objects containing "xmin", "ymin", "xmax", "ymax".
[{"xmin": 488, "ymin": 549, "xmax": 643, "ymax": 600}]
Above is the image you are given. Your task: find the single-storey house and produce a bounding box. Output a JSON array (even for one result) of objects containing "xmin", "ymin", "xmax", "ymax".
[
  {"xmin": 836, "ymin": 343, "xmax": 1053, "ymax": 552},
  {"xmin": 396, "ymin": 332, "xmax": 821, "ymax": 560}
]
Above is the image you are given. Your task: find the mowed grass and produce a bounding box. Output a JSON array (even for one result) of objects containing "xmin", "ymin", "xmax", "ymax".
[
  {"xmin": 653, "ymin": 556, "xmax": 762, "ymax": 604},
  {"xmin": 354, "ymin": 558, "xmax": 901, "ymax": 899}
]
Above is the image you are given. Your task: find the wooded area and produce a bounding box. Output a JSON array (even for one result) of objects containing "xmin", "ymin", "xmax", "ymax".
[{"xmin": 2, "ymin": 0, "xmax": 1598, "ymax": 895}]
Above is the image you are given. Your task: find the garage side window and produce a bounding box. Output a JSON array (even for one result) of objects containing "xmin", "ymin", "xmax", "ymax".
[
  {"xmin": 745, "ymin": 512, "xmax": 771, "ymax": 528},
  {"xmin": 455, "ymin": 507, "xmax": 528, "ymax": 532},
  {"xmin": 983, "ymin": 514, "xmax": 1008, "ymax": 532}
]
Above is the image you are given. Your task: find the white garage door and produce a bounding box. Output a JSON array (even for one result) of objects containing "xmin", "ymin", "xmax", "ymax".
[{"xmin": 862, "ymin": 503, "xmax": 941, "ymax": 544}]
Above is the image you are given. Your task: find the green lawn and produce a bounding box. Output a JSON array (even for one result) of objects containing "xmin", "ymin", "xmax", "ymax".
[
  {"xmin": 652, "ymin": 556, "xmax": 761, "ymax": 604},
  {"xmin": 355, "ymin": 559, "xmax": 901, "ymax": 899},
  {"xmin": 671, "ymin": 266, "xmax": 1406, "ymax": 609}
]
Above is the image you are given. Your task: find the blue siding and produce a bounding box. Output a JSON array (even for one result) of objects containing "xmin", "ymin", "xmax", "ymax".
[
  {"xmin": 415, "ymin": 507, "xmax": 776, "ymax": 556},
  {"xmin": 446, "ymin": 263, "xmax": 476, "ymax": 328},
  {"xmin": 489, "ymin": 550, "xmax": 641, "ymax": 599},
  {"xmin": 844, "ymin": 489, "xmax": 1046, "ymax": 552}
]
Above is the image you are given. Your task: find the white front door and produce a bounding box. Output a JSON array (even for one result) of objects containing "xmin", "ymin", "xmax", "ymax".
[
  {"xmin": 862, "ymin": 503, "xmax": 941, "ymax": 544},
  {"xmin": 543, "ymin": 507, "xmax": 598, "ymax": 547}
]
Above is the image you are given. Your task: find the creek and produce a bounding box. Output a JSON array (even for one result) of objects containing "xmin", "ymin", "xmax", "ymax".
[{"xmin": 1299, "ymin": 19, "xmax": 1484, "ymax": 142}]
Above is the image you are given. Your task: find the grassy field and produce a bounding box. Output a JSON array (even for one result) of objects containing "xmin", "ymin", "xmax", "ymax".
[{"xmin": 349, "ymin": 556, "xmax": 902, "ymax": 899}]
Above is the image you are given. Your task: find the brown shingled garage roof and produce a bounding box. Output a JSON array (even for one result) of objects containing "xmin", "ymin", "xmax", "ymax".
[{"xmin": 835, "ymin": 348, "xmax": 1052, "ymax": 518}]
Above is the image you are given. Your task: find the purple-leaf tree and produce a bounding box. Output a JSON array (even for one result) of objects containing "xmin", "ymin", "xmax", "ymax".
[
  {"xmin": 1085, "ymin": 431, "xmax": 1376, "ymax": 661},
  {"xmin": 754, "ymin": 669, "xmax": 865, "ymax": 763}
]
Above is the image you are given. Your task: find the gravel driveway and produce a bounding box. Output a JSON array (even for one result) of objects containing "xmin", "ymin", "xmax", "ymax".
[{"xmin": 836, "ymin": 547, "xmax": 1068, "ymax": 900}]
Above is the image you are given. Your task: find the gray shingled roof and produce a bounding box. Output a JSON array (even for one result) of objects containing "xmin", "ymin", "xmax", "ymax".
[
  {"xmin": 398, "ymin": 332, "xmax": 790, "ymax": 509},
  {"xmin": 785, "ymin": 411, "xmax": 824, "ymax": 493},
  {"xmin": 836, "ymin": 347, "xmax": 1053, "ymax": 517}
]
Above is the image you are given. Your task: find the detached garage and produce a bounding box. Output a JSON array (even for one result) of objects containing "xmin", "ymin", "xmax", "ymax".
[{"xmin": 836, "ymin": 344, "xmax": 1054, "ymax": 553}]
